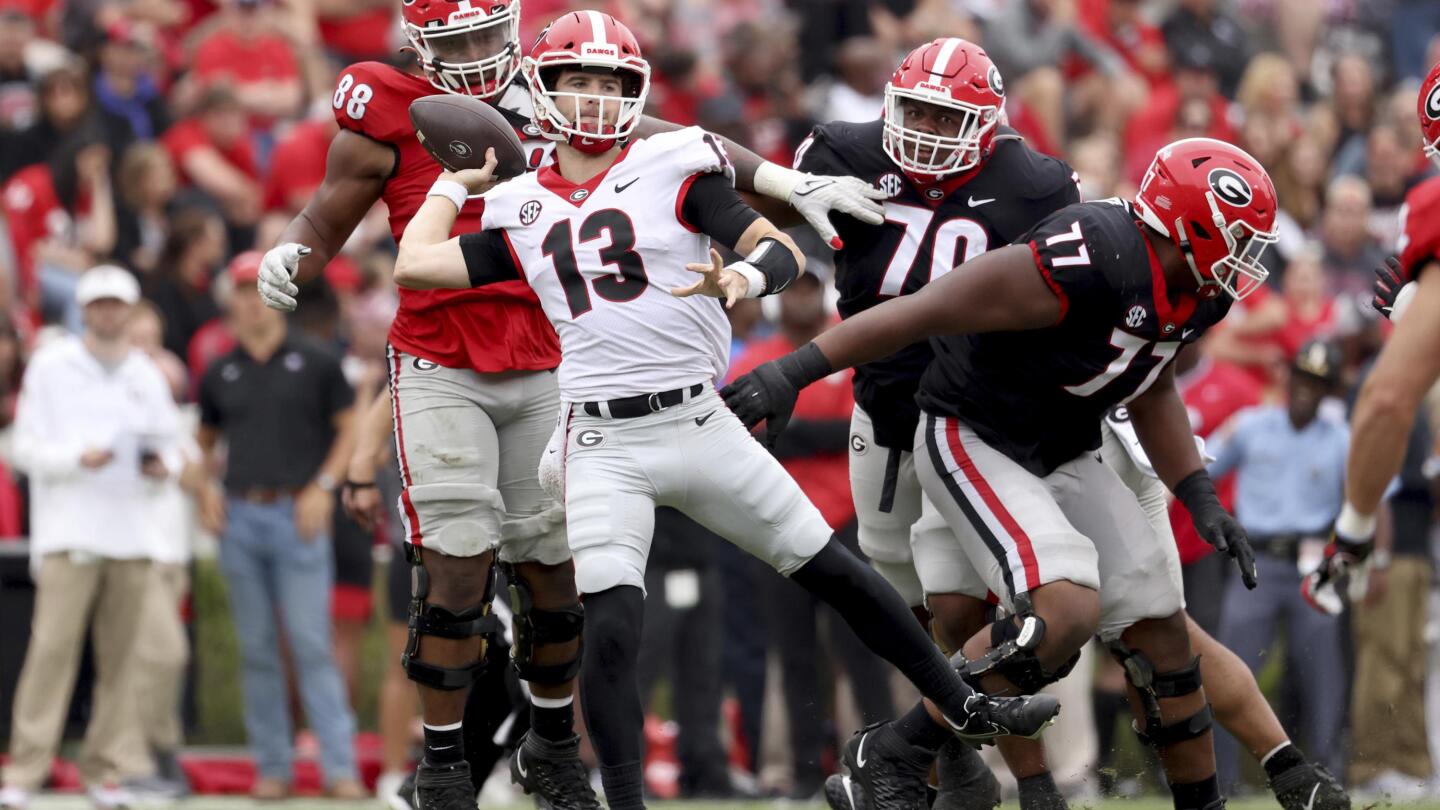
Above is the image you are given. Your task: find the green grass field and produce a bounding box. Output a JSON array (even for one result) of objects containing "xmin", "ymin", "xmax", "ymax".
[{"xmin": 20, "ymin": 800, "xmax": 1440, "ymax": 810}]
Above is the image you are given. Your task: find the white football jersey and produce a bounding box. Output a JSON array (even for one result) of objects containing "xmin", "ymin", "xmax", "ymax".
[{"xmin": 478, "ymin": 126, "xmax": 736, "ymax": 402}]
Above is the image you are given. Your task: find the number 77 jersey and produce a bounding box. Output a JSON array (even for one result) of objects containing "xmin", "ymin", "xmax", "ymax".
[
  {"xmin": 918, "ymin": 199, "xmax": 1235, "ymax": 477},
  {"xmin": 794, "ymin": 120, "xmax": 1080, "ymax": 451}
]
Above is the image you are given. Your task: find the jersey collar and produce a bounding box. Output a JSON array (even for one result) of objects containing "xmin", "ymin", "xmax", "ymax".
[
  {"xmin": 536, "ymin": 142, "xmax": 635, "ymax": 207},
  {"xmin": 1140, "ymin": 224, "xmax": 1197, "ymax": 337}
]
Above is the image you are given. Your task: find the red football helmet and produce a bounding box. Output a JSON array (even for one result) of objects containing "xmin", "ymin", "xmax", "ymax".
[
  {"xmin": 883, "ymin": 38, "xmax": 1004, "ymax": 180},
  {"xmin": 1133, "ymin": 137, "xmax": 1279, "ymax": 301},
  {"xmin": 521, "ymin": 10, "xmax": 650, "ymax": 155},
  {"xmin": 1418, "ymin": 60, "xmax": 1440, "ymax": 170},
  {"xmin": 402, "ymin": 0, "xmax": 521, "ymax": 98}
]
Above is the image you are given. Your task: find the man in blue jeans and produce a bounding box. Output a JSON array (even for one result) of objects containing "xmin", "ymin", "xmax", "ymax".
[
  {"xmin": 196, "ymin": 252, "xmax": 364, "ymax": 799},
  {"xmin": 1207, "ymin": 339, "xmax": 1351, "ymax": 794}
]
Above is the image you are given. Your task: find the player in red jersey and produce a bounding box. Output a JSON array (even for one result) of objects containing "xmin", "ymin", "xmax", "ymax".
[
  {"xmin": 1303, "ymin": 59, "xmax": 1440, "ymax": 612},
  {"xmin": 251, "ymin": 3, "xmax": 888, "ymax": 808}
]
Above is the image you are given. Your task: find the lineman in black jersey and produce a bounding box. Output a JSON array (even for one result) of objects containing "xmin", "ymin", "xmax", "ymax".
[
  {"xmin": 725, "ymin": 137, "xmax": 1280, "ymax": 810},
  {"xmin": 793, "ymin": 118, "xmax": 1077, "ymax": 604}
]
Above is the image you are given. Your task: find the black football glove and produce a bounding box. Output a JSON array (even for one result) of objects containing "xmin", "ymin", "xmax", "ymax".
[
  {"xmin": 720, "ymin": 342, "xmax": 832, "ymax": 447},
  {"xmin": 1373, "ymin": 255, "xmax": 1406, "ymax": 320},
  {"xmin": 1174, "ymin": 470, "xmax": 1257, "ymax": 589}
]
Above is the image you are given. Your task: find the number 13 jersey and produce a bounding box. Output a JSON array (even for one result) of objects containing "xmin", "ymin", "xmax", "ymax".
[
  {"xmin": 461, "ymin": 127, "xmax": 736, "ymax": 403},
  {"xmin": 795, "ymin": 121, "xmax": 1079, "ymax": 450}
]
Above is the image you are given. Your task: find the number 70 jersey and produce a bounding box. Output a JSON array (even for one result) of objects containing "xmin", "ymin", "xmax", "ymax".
[{"xmin": 473, "ymin": 127, "xmax": 736, "ymax": 403}]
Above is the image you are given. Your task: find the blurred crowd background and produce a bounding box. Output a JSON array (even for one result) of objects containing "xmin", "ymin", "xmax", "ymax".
[{"xmin": 4, "ymin": 0, "xmax": 1440, "ymax": 803}]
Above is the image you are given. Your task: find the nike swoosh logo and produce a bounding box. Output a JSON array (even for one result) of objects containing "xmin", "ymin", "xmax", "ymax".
[
  {"xmin": 695, "ymin": 410, "xmax": 717, "ymax": 426},
  {"xmin": 1303, "ymin": 784, "xmax": 1319, "ymax": 810},
  {"xmin": 516, "ymin": 749, "xmax": 528, "ymax": 779},
  {"xmin": 1182, "ymin": 329, "xmax": 1195, "ymax": 339},
  {"xmin": 615, "ymin": 178, "xmax": 638, "ymax": 193},
  {"xmin": 793, "ymin": 181, "xmax": 829, "ymax": 197},
  {"xmin": 855, "ymin": 732, "xmax": 869, "ymax": 768},
  {"xmin": 968, "ymin": 196, "xmax": 995, "ymax": 207},
  {"xmin": 433, "ymin": 745, "xmax": 454, "ymax": 751},
  {"xmin": 842, "ymin": 775, "xmax": 858, "ymax": 810}
]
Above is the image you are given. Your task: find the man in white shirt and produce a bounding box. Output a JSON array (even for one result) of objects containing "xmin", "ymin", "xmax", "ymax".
[{"xmin": 0, "ymin": 266, "xmax": 186, "ymax": 810}]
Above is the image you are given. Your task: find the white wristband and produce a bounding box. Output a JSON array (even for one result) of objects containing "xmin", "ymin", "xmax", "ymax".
[
  {"xmin": 753, "ymin": 161, "xmax": 803, "ymax": 202},
  {"xmin": 1335, "ymin": 502, "xmax": 1377, "ymax": 544},
  {"xmin": 427, "ymin": 179, "xmax": 469, "ymax": 212},
  {"xmin": 729, "ymin": 261, "xmax": 766, "ymax": 298}
]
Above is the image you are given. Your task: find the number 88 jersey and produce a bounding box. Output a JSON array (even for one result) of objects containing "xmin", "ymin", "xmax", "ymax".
[{"xmin": 795, "ymin": 120, "xmax": 1079, "ymax": 450}]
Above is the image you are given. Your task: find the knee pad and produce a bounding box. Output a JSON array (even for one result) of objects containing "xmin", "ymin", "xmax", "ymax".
[
  {"xmin": 1107, "ymin": 641, "xmax": 1212, "ymax": 748},
  {"xmin": 405, "ymin": 482, "xmax": 505, "ymax": 555},
  {"xmin": 959, "ymin": 614, "xmax": 1078, "ymax": 694},
  {"xmin": 401, "ymin": 543, "xmax": 500, "ymax": 690},
  {"xmin": 502, "ymin": 562, "xmax": 584, "ymax": 685}
]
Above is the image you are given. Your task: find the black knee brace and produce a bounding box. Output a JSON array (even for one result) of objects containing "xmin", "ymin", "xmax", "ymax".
[
  {"xmin": 1107, "ymin": 641, "xmax": 1212, "ymax": 748},
  {"xmin": 401, "ymin": 543, "xmax": 500, "ymax": 690},
  {"xmin": 502, "ymin": 562, "xmax": 584, "ymax": 685},
  {"xmin": 958, "ymin": 614, "xmax": 1078, "ymax": 694}
]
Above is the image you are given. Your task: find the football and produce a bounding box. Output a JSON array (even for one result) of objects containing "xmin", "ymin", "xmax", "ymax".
[{"xmin": 409, "ymin": 94, "xmax": 529, "ymax": 178}]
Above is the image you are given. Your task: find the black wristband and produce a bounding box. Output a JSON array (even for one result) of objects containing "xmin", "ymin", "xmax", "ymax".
[
  {"xmin": 1172, "ymin": 469, "xmax": 1219, "ymax": 514},
  {"xmin": 777, "ymin": 342, "xmax": 833, "ymax": 389},
  {"xmin": 749, "ymin": 236, "xmax": 801, "ymax": 296}
]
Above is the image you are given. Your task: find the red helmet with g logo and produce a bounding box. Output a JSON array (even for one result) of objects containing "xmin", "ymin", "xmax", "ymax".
[
  {"xmin": 1133, "ymin": 138, "xmax": 1279, "ymax": 301},
  {"xmin": 882, "ymin": 38, "xmax": 1004, "ymax": 181},
  {"xmin": 401, "ymin": 0, "xmax": 521, "ymax": 98},
  {"xmin": 521, "ymin": 10, "xmax": 650, "ymax": 155},
  {"xmin": 1418, "ymin": 60, "xmax": 1440, "ymax": 170}
]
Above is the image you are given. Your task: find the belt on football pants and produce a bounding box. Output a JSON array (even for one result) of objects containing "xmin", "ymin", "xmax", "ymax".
[{"xmin": 579, "ymin": 384, "xmax": 705, "ymax": 419}]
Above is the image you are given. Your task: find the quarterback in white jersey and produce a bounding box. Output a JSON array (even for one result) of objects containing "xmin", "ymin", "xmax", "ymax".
[{"xmin": 393, "ymin": 11, "xmax": 1059, "ymax": 810}]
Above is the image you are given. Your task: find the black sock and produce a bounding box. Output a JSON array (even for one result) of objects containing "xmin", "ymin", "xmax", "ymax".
[
  {"xmin": 580, "ymin": 586, "xmax": 646, "ymax": 809},
  {"xmin": 1262, "ymin": 742, "xmax": 1305, "ymax": 780},
  {"xmin": 791, "ymin": 538, "xmax": 975, "ymax": 721},
  {"xmin": 600, "ymin": 762, "xmax": 645, "ymax": 810},
  {"xmin": 1170, "ymin": 774, "xmax": 1222, "ymax": 810},
  {"xmin": 892, "ymin": 701, "xmax": 953, "ymax": 752},
  {"xmin": 531, "ymin": 697, "xmax": 575, "ymax": 742},
  {"xmin": 1093, "ymin": 690, "xmax": 1129, "ymax": 766},
  {"xmin": 1018, "ymin": 772, "xmax": 1062, "ymax": 806},
  {"xmin": 423, "ymin": 721, "xmax": 465, "ymax": 766}
]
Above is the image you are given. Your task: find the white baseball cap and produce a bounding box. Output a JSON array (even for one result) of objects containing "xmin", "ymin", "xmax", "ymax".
[{"xmin": 75, "ymin": 265, "xmax": 141, "ymax": 306}]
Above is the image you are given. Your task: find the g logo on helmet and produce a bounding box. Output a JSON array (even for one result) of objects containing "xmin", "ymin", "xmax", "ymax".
[
  {"xmin": 1425, "ymin": 83, "xmax": 1440, "ymax": 121},
  {"xmin": 1207, "ymin": 168, "xmax": 1252, "ymax": 208},
  {"xmin": 987, "ymin": 65, "xmax": 1004, "ymax": 97}
]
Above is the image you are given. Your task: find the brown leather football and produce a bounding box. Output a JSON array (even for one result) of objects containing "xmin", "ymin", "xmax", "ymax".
[{"xmin": 409, "ymin": 94, "xmax": 529, "ymax": 178}]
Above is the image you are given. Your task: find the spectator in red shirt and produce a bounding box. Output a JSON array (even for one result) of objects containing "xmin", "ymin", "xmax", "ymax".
[
  {"xmin": 161, "ymin": 85, "xmax": 261, "ymax": 226},
  {"xmin": 2, "ymin": 128, "xmax": 116, "ymax": 326},
  {"xmin": 1123, "ymin": 42, "xmax": 1236, "ymax": 184},
  {"xmin": 729, "ymin": 270, "xmax": 895, "ymax": 798},
  {"xmin": 261, "ymin": 113, "xmax": 335, "ymax": 215},
  {"xmin": 187, "ymin": 0, "xmax": 302, "ymax": 122}
]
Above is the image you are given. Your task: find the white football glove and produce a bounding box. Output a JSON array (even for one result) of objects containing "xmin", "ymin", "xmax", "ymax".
[
  {"xmin": 257, "ymin": 243, "xmax": 311, "ymax": 312},
  {"xmin": 754, "ymin": 163, "xmax": 887, "ymax": 249}
]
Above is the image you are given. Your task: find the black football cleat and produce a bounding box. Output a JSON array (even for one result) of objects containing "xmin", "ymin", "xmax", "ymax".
[
  {"xmin": 931, "ymin": 738, "xmax": 1002, "ymax": 810},
  {"xmin": 1270, "ymin": 760, "xmax": 1350, "ymax": 810},
  {"xmin": 946, "ymin": 693, "xmax": 1060, "ymax": 744},
  {"xmin": 825, "ymin": 722, "xmax": 935, "ymax": 810},
  {"xmin": 510, "ymin": 732, "xmax": 602, "ymax": 810},
  {"xmin": 412, "ymin": 760, "xmax": 474, "ymax": 810}
]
